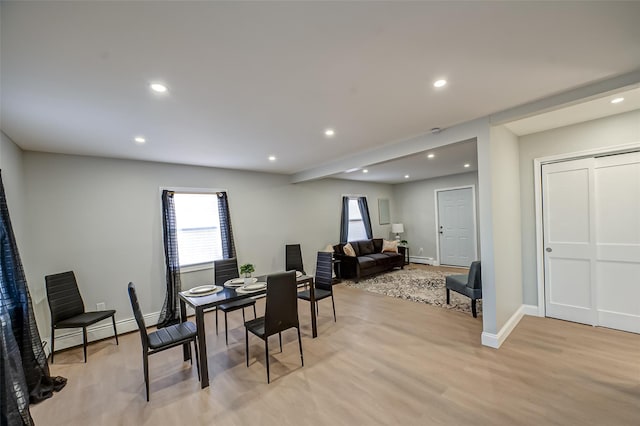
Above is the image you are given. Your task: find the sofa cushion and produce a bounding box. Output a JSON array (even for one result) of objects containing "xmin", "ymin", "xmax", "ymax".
[
  {"xmin": 343, "ymin": 243, "xmax": 356, "ymax": 257},
  {"xmin": 357, "ymin": 256, "xmax": 376, "ymax": 269},
  {"xmin": 358, "ymin": 240, "xmax": 375, "ymax": 255},
  {"xmin": 382, "ymin": 239, "xmax": 398, "ymax": 253},
  {"xmin": 372, "ymin": 238, "xmax": 383, "ymax": 253},
  {"xmin": 366, "ymin": 253, "xmax": 393, "ymax": 265}
]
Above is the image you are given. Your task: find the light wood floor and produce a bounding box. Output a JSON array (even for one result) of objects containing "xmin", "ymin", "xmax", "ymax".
[{"xmin": 32, "ymin": 267, "xmax": 640, "ymax": 425}]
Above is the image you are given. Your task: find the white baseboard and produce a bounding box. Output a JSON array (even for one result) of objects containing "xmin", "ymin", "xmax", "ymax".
[
  {"xmin": 409, "ymin": 256, "xmax": 438, "ymax": 266},
  {"xmin": 481, "ymin": 304, "xmax": 540, "ymax": 348},
  {"xmin": 49, "ymin": 311, "xmax": 160, "ymax": 353}
]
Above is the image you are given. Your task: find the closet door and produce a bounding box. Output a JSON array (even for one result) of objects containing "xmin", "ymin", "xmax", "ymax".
[
  {"xmin": 542, "ymin": 158, "xmax": 596, "ymax": 326},
  {"xmin": 594, "ymin": 152, "xmax": 640, "ymax": 333}
]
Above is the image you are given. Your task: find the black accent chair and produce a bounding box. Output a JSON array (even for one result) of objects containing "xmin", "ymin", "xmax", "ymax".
[
  {"xmin": 244, "ymin": 271, "xmax": 303, "ymax": 383},
  {"xmin": 127, "ymin": 282, "xmax": 200, "ymax": 401},
  {"xmin": 214, "ymin": 258, "xmax": 257, "ymax": 345},
  {"xmin": 45, "ymin": 271, "xmax": 118, "ymax": 363},
  {"xmin": 446, "ymin": 261, "xmax": 482, "ymax": 317},
  {"xmin": 298, "ymin": 252, "xmax": 336, "ymax": 322},
  {"xmin": 285, "ymin": 244, "xmax": 305, "ymax": 275}
]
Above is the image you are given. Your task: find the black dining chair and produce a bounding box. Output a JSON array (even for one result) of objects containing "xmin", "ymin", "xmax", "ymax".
[
  {"xmin": 127, "ymin": 282, "xmax": 200, "ymax": 401},
  {"xmin": 244, "ymin": 271, "xmax": 303, "ymax": 383},
  {"xmin": 446, "ymin": 261, "xmax": 482, "ymax": 317},
  {"xmin": 285, "ymin": 244, "xmax": 305, "ymax": 275},
  {"xmin": 214, "ymin": 257, "xmax": 257, "ymax": 345},
  {"xmin": 297, "ymin": 252, "xmax": 336, "ymax": 322},
  {"xmin": 45, "ymin": 271, "xmax": 118, "ymax": 363}
]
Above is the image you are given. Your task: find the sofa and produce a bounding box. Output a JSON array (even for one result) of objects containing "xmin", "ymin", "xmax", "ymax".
[{"xmin": 333, "ymin": 238, "xmax": 405, "ymax": 282}]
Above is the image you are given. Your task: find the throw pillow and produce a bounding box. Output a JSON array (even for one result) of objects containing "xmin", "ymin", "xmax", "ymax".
[
  {"xmin": 324, "ymin": 244, "xmax": 335, "ymax": 253},
  {"xmin": 382, "ymin": 239, "xmax": 398, "ymax": 253},
  {"xmin": 343, "ymin": 242, "xmax": 356, "ymax": 257}
]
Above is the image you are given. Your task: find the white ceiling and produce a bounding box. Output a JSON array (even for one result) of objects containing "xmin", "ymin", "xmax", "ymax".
[{"xmin": 2, "ymin": 1, "xmax": 640, "ymax": 180}]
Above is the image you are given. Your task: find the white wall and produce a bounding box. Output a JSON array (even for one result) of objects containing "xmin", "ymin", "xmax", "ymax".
[
  {"xmin": 519, "ymin": 109, "xmax": 640, "ymax": 306},
  {"xmin": 22, "ymin": 152, "xmax": 393, "ymax": 340},
  {"xmin": 490, "ymin": 125, "xmax": 523, "ymax": 330},
  {"xmin": 392, "ymin": 172, "xmax": 479, "ymax": 263}
]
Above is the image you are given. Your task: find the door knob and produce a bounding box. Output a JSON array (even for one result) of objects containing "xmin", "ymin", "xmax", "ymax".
[{"xmin": 545, "ymin": 247, "xmax": 552, "ymax": 252}]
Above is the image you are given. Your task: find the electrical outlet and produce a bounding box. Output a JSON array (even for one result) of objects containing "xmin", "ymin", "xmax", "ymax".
[
  {"xmin": 97, "ymin": 302, "xmax": 106, "ymax": 310},
  {"xmin": 418, "ymin": 247, "xmax": 424, "ymax": 254}
]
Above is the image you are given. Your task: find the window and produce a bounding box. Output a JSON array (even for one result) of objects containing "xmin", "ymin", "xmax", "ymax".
[
  {"xmin": 173, "ymin": 193, "xmax": 223, "ymax": 267},
  {"xmin": 347, "ymin": 198, "xmax": 368, "ymax": 241}
]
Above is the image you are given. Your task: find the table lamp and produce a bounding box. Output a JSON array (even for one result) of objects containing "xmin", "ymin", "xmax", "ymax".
[{"xmin": 391, "ymin": 223, "xmax": 404, "ymax": 241}]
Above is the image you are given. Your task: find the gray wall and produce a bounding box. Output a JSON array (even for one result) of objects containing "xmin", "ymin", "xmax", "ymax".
[
  {"xmin": 392, "ymin": 172, "xmax": 479, "ymax": 263},
  {"xmin": 1, "ymin": 131, "xmax": 26, "ymax": 246},
  {"xmin": 22, "ymin": 152, "xmax": 393, "ymax": 335},
  {"xmin": 519, "ymin": 109, "xmax": 640, "ymax": 306},
  {"xmin": 490, "ymin": 125, "xmax": 523, "ymax": 330}
]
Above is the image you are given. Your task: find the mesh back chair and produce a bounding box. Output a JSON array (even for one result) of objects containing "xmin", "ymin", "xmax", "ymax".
[
  {"xmin": 446, "ymin": 261, "xmax": 482, "ymax": 317},
  {"xmin": 285, "ymin": 244, "xmax": 305, "ymax": 275},
  {"xmin": 214, "ymin": 258, "xmax": 257, "ymax": 345},
  {"xmin": 244, "ymin": 271, "xmax": 303, "ymax": 383},
  {"xmin": 297, "ymin": 252, "xmax": 336, "ymax": 322},
  {"xmin": 128, "ymin": 282, "xmax": 200, "ymax": 401},
  {"xmin": 45, "ymin": 271, "xmax": 118, "ymax": 363}
]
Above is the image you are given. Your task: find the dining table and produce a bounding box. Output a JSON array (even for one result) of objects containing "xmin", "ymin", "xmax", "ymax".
[{"xmin": 178, "ymin": 273, "xmax": 316, "ymax": 388}]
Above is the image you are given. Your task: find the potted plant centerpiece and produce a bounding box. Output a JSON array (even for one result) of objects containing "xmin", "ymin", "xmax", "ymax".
[{"xmin": 240, "ymin": 263, "xmax": 255, "ymax": 285}]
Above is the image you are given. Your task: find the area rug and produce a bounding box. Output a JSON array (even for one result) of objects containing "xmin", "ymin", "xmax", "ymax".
[{"xmin": 342, "ymin": 267, "xmax": 482, "ymax": 315}]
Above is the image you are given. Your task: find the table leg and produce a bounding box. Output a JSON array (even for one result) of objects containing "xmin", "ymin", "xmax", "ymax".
[
  {"xmin": 180, "ymin": 299, "xmax": 190, "ymax": 361},
  {"xmin": 195, "ymin": 307, "xmax": 209, "ymax": 388},
  {"xmin": 309, "ymin": 278, "xmax": 318, "ymax": 338}
]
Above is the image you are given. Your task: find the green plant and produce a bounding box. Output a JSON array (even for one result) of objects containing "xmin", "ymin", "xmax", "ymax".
[{"xmin": 240, "ymin": 263, "xmax": 255, "ymax": 276}]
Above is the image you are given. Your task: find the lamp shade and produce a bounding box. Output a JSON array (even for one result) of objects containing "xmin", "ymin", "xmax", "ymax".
[{"xmin": 391, "ymin": 223, "xmax": 404, "ymax": 234}]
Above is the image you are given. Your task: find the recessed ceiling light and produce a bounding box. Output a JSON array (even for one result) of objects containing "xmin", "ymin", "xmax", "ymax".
[
  {"xmin": 404, "ymin": 175, "xmax": 410, "ymax": 179},
  {"xmin": 268, "ymin": 155, "xmax": 276, "ymax": 161},
  {"xmin": 345, "ymin": 167, "xmax": 360, "ymax": 173},
  {"xmin": 363, "ymin": 169, "xmax": 369, "ymax": 174},
  {"xmin": 324, "ymin": 128, "xmax": 335, "ymax": 137},
  {"xmin": 611, "ymin": 97, "xmax": 624, "ymax": 104},
  {"xmin": 134, "ymin": 136, "xmax": 146, "ymax": 144},
  {"xmin": 427, "ymin": 153, "xmax": 435, "ymax": 159},
  {"xmin": 433, "ymin": 79, "xmax": 447, "ymax": 88},
  {"xmin": 464, "ymin": 163, "xmax": 470, "ymax": 168},
  {"xmin": 150, "ymin": 82, "xmax": 168, "ymax": 93}
]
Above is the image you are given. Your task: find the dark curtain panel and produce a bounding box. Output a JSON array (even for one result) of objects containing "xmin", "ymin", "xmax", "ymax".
[
  {"xmin": 158, "ymin": 190, "xmax": 181, "ymax": 328},
  {"xmin": 357, "ymin": 197, "xmax": 373, "ymax": 239},
  {"xmin": 339, "ymin": 196, "xmax": 349, "ymax": 243},
  {"xmin": 217, "ymin": 192, "xmax": 236, "ymax": 259},
  {"xmin": 0, "ymin": 171, "xmax": 66, "ymax": 426}
]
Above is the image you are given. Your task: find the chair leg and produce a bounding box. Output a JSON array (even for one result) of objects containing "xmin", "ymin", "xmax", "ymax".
[
  {"xmin": 331, "ymin": 295, "xmax": 337, "ymax": 322},
  {"xmin": 253, "ymin": 304, "xmax": 257, "ymax": 318},
  {"xmin": 245, "ymin": 327, "xmax": 249, "ymax": 367},
  {"xmin": 265, "ymin": 337, "xmax": 270, "ymax": 384},
  {"xmin": 215, "ymin": 309, "xmax": 219, "ymax": 335},
  {"xmin": 242, "ymin": 308, "xmax": 246, "ymax": 322},
  {"xmin": 472, "ymin": 299, "xmax": 477, "ymax": 318},
  {"xmin": 112, "ymin": 315, "xmax": 119, "ymax": 345},
  {"xmin": 316, "ymin": 301, "xmax": 319, "ymax": 315},
  {"xmin": 50, "ymin": 327, "xmax": 55, "ymax": 363},
  {"xmin": 224, "ymin": 312, "xmax": 229, "ymax": 345},
  {"xmin": 446, "ymin": 288, "xmax": 450, "ymax": 304},
  {"xmin": 143, "ymin": 352, "xmax": 150, "ymax": 401},
  {"xmin": 279, "ymin": 332, "xmax": 282, "ymax": 352},
  {"xmin": 297, "ymin": 327, "xmax": 304, "ymax": 367},
  {"xmin": 193, "ymin": 339, "xmax": 200, "ymax": 382},
  {"xmin": 82, "ymin": 327, "xmax": 88, "ymax": 363}
]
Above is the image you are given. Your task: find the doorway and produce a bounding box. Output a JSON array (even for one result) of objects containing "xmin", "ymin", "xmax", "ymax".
[
  {"xmin": 435, "ymin": 186, "xmax": 478, "ymax": 267},
  {"xmin": 542, "ymin": 151, "xmax": 640, "ymax": 333}
]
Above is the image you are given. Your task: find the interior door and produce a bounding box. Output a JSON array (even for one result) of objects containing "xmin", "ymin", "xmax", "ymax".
[
  {"xmin": 542, "ymin": 152, "xmax": 640, "ymax": 333},
  {"xmin": 543, "ymin": 158, "xmax": 596, "ymax": 325},
  {"xmin": 437, "ymin": 187, "xmax": 476, "ymax": 267},
  {"xmin": 593, "ymin": 152, "xmax": 640, "ymax": 333}
]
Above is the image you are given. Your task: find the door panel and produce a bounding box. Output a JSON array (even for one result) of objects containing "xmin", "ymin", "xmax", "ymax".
[
  {"xmin": 543, "ymin": 151, "xmax": 640, "ymax": 334},
  {"xmin": 437, "ymin": 187, "xmax": 476, "ymax": 267},
  {"xmin": 593, "ymin": 152, "xmax": 640, "ymax": 333},
  {"xmin": 543, "ymin": 158, "xmax": 595, "ymax": 325}
]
